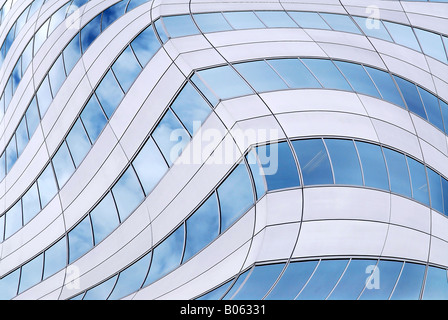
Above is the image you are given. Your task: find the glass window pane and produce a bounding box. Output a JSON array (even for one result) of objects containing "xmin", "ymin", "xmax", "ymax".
[
  {"xmin": 359, "ymin": 260, "xmax": 403, "ymax": 300},
  {"xmin": 418, "ymin": 87, "xmax": 444, "ymax": 131},
  {"xmin": 152, "ymin": 109, "xmax": 190, "ymax": 166},
  {"xmin": 233, "ymin": 263, "xmax": 284, "ymax": 300},
  {"xmin": 288, "ymin": 11, "xmax": 330, "ymax": 29},
  {"xmin": 12, "ymin": 59, "xmax": 21, "ymax": 93},
  {"xmin": 48, "ymin": 55, "xmax": 66, "ymax": 96},
  {"xmin": 222, "ymin": 11, "xmax": 265, "ymax": 30},
  {"xmin": 80, "ymin": 95, "xmax": 107, "ymax": 143},
  {"xmin": 364, "ymin": 67, "xmax": 405, "ymax": 108},
  {"xmin": 33, "ymin": 20, "xmax": 49, "ymax": 53},
  {"xmin": 63, "ymin": 34, "xmax": 81, "ymax": 74},
  {"xmin": 383, "ymin": 148, "xmax": 412, "ymax": 198},
  {"xmin": 245, "ymin": 149, "xmax": 267, "ymax": 200},
  {"xmin": 406, "ymin": 157, "xmax": 429, "ymax": 206},
  {"xmin": 217, "ymin": 162, "xmax": 254, "ymax": 232},
  {"xmin": 197, "ymin": 280, "xmax": 233, "ymax": 300},
  {"xmin": 301, "ymin": 59, "xmax": 351, "ymax": 91},
  {"xmin": 0, "ymin": 152, "xmax": 5, "ymax": 181},
  {"xmin": 16, "ymin": 117, "xmax": 29, "ymax": 157},
  {"xmin": 52, "ymin": 142, "xmax": 75, "ymax": 188},
  {"xmin": 393, "ymin": 76, "xmax": 427, "ymax": 119},
  {"xmin": 0, "ymin": 214, "xmax": 4, "ymax": 242},
  {"xmin": 0, "ymin": 269, "xmax": 20, "ymax": 300},
  {"xmin": 22, "ymin": 183, "xmax": 41, "ymax": 225},
  {"xmin": 353, "ymin": 16, "xmax": 392, "ymax": 41},
  {"xmin": 193, "ymin": 13, "xmax": 232, "ymax": 33},
  {"xmin": 144, "ymin": 225, "xmax": 184, "ymax": 286},
  {"xmin": 83, "ymin": 275, "xmax": 117, "ymax": 300},
  {"xmin": 162, "ymin": 15, "xmax": 199, "ymax": 37},
  {"xmin": 154, "ymin": 19, "xmax": 168, "ymax": 43},
  {"xmin": 111, "ymin": 46, "xmax": 142, "ymax": 92},
  {"xmin": 126, "ymin": 0, "xmax": 149, "ymax": 11},
  {"xmin": 68, "ymin": 215, "xmax": 93, "ymax": 263},
  {"xmin": 132, "ymin": 138, "xmax": 168, "ymax": 195},
  {"xmin": 43, "ymin": 237, "xmax": 67, "ymax": 279},
  {"xmin": 442, "ymin": 178, "xmax": 448, "ymax": 216},
  {"xmin": 334, "ymin": 61, "xmax": 380, "ymax": 98},
  {"xmin": 255, "ymin": 11, "xmax": 297, "ymax": 28},
  {"xmin": 183, "ymin": 193, "xmax": 220, "ymax": 262},
  {"xmin": 328, "ymin": 259, "xmax": 376, "ymax": 300},
  {"xmin": 325, "ymin": 139, "xmax": 363, "ymax": 186},
  {"xmin": 5, "ymin": 136, "xmax": 17, "ymax": 173},
  {"xmin": 320, "ymin": 13, "xmax": 361, "ymax": 34},
  {"xmin": 26, "ymin": 97, "xmax": 40, "ymax": 137},
  {"xmin": 90, "ymin": 192, "xmax": 120, "ymax": 244},
  {"xmin": 428, "ymin": 168, "xmax": 443, "ymax": 213},
  {"xmin": 111, "ymin": 166, "xmax": 144, "ymax": 221},
  {"xmin": 80, "ymin": 14, "xmax": 101, "ymax": 52},
  {"xmin": 48, "ymin": 3, "xmax": 70, "ymax": 35},
  {"xmin": 170, "ymin": 82, "xmax": 211, "ymax": 135},
  {"xmin": 267, "ymin": 58, "xmax": 321, "ymax": 88},
  {"xmin": 36, "ymin": 76, "xmax": 53, "ymax": 116},
  {"xmin": 66, "ymin": 118, "xmax": 91, "ymax": 167},
  {"xmin": 355, "ymin": 141, "xmax": 389, "ymax": 190},
  {"xmin": 18, "ymin": 254, "xmax": 43, "ymax": 294},
  {"xmin": 190, "ymin": 73, "xmax": 219, "ymax": 106},
  {"xmin": 255, "ymin": 142, "xmax": 300, "ymax": 190},
  {"xmin": 95, "ymin": 70, "xmax": 124, "ymax": 118},
  {"xmin": 108, "ymin": 252, "xmax": 151, "ymax": 300},
  {"xmin": 100, "ymin": 0, "xmax": 127, "ymax": 31},
  {"xmin": 414, "ymin": 29, "xmax": 447, "ymax": 63},
  {"xmin": 266, "ymin": 260, "xmax": 318, "ymax": 300},
  {"xmin": 195, "ymin": 65, "xmax": 253, "ymax": 101},
  {"xmin": 292, "ymin": 139, "xmax": 333, "ymax": 185},
  {"xmin": 37, "ymin": 164, "xmax": 58, "ymax": 208},
  {"xmin": 4, "ymin": 201, "xmax": 22, "ymax": 239},
  {"xmin": 22, "ymin": 40, "xmax": 33, "ymax": 73},
  {"xmin": 130, "ymin": 26, "xmax": 160, "ymax": 67},
  {"xmin": 383, "ymin": 21, "xmax": 421, "ymax": 51},
  {"xmin": 441, "ymin": 100, "xmax": 448, "ymax": 135},
  {"xmin": 422, "ymin": 266, "xmax": 448, "ymax": 300},
  {"xmin": 390, "ymin": 262, "xmax": 425, "ymax": 300},
  {"xmin": 234, "ymin": 60, "xmax": 288, "ymax": 92},
  {"xmin": 222, "ymin": 269, "xmax": 251, "ymax": 300},
  {"xmin": 297, "ymin": 259, "xmax": 348, "ymax": 300}
]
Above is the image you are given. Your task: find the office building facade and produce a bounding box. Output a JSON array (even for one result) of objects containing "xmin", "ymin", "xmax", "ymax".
[{"xmin": 0, "ymin": 0, "xmax": 448, "ymax": 299}]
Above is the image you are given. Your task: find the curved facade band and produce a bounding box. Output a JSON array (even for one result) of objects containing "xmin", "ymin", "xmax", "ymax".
[{"xmin": 0, "ymin": 0, "xmax": 447, "ymax": 300}]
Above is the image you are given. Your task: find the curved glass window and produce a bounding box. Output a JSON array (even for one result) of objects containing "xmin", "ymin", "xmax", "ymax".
[
  {"xmin": 383, "ymin": 148, "xmax": 412, "ymax": 198},
  {"xmin": 83, "ymin": 275, "xmax": 117, "ymax": 300},
  {"xmin": 355, "ymin": 141, "xmax": 389, "ymax": 190},
  {"xmin": 68, "ymin": 215, "xmax": 94, "ymax": 263},
  {"xmin": 161, "ymin": 15, "xmax": 199, "ymax": 38},
  {"xmin": 89, "ymin": 193, "xmax": 120, "ymax": 245}
]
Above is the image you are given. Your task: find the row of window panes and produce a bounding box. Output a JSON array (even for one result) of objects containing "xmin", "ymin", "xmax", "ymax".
[
  {"xmin": 0, "ymin": 0, "xmax": 17, "ymax": 27},
  {"xmin": 0, "ymin": 22, "xmax": 161, "ymax": 242},
  {"xmin": 191, "ymin": 58, "xmax": 448, "ymax": 136},
  {"xmin": 252, "ymin": 138, "xmax": 448, "ymax": 215},
  {"xmin": 0, "ymin": 0, "xmax": 153, "ymax": 181},
  {"xmin": 197, "ymin": 258, "xmax": 448, "ymax": 300},
  {"xmin": 154, "ymin": 11, "xmax": 448, "ymax": 65}
]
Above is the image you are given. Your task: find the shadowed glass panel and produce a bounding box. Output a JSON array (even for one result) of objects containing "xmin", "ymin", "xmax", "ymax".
[
  {"xmin": 162, "ymin": 15, "xmax": 200, "ymax": 37},
  {"xmin": 183, "ymin": 193, "xmax": 220, "ymax": 262},
  {"xmin": 364, "ymin": 66, "xmax": 405, "ymax": 108},
  {"xmin": 267, "ymin": 58, "xmax": 321, "ymax": 88},
  {"xmin": 193, "ymin": 13, "xmax": 232, "ymax": 33},
  {"xmin": 255, "ymin": 142, "xmax": 300, "ymax": 190},
  {"xmin": 68, "ymin": 215, "xmax": 93, "ymax": 263},
  {"xmin": 428, "ymin": 167, "xmax": 443, "ymax": 213},
  {"xmin": 418, "ymin": 87, "xmax": 444, "ymax": 131},
  {"xmin": 325, "ymin": 139, "xmax": 363, "ymax": 186},
  {"xmin": 233, "ymin": 263, "xmax": 284, "ymax": 300},
  {"xmin": 394, "ymin": 76, "xmax": 427, "ymax": 119},
  {"xmin": 301, "ymin": 59, "xmax": 351, "ymax": 91},
  {"xmin": 390, "ymin": 262, "xmax": 425, "ymax": 300},
  {"xmin": 90, "ymin": 192, "xmax": 120, "ymax": 244},
  {"xmin": 80, "ymin": 14, "xmax": 101, "ymax": 52},
  {"xmin": 130, "ymin": 26, "xmax": 160, "ymax": 67},
  {"xmin": 320, "ymin": 13, "xmax": 361, "ymax": 34},
  {"xmin": 334, "ymin": 61, "xmax": 380, "ymax": 97},
  {"xmin": 111, "ymin": 166, "xmax": 145, "ymax": 221},
  {"xmin": 297, "ymin": 259, "xmax": 348, "ymax": 300},
  {"xmin": 217, "ymin": 162, "xmax": 254, "ymax": 231},
  {"xmin": 108, "ymin": 252, "xmax": 152, "ymax": 300},
  {"xmin": 43, "ymin": 237, "xmax": 67, "ymax": 279},
  {"xmin": 406, "ymin": 157, "xmax": 429, "ymax": 206},
  {"xmin": 222, "ymin": 11, "xmax": 265, "ymax": 29},
  {"xmin": 144, "ymin": 225, "xmax": 185, "ymax": 285},
  {"xmin": 234, "ymin": 60, "xmax": 288, "ymax": 92},
  {"xmin": 18, "ymin": 254, "xmax": 43, "ymax": 294},
  {"xmin": 101, "ymin": 0, "xmax": 127, "ymax": 31},
  {"xmin": 266, "ymin": 260, "xmax": 318, "ymax": 300},
  {"xmin": 355, "ymin": 141, "xmax": 389, "ymax": 190},
  {"xmin": 292, "ymin": 139, "xmax": 333, "ymax": 185},
  {"xmin": 255, "ymin": 11, "xmax": 297, "ymax": 28},
  {"xmin": 83, "ymin": 275, "xmax": 117, "ymax": 300},
  {"xmin": 359, "ymin": 260, "xmax": 403, "ymax": 300},
  {"xmin": 288, "ymin": 11, "xmax": 330, "ymax": 29},
  {"xmin": 382, "ymin": 148, "xmax": 411, "ymax": 198},
  {"xmin": 422, "ymin": 266, "xmax": 448, "ymax": 300}
]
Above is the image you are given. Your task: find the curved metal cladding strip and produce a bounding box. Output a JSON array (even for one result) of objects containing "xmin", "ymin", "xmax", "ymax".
[{"xmin": 0, "ymin": 0, "xmax": 447, "ymax": 300}]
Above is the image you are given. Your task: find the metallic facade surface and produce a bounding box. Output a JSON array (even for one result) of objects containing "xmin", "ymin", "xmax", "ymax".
[{"xmin": 0, "ymin": 0, "xmax": 447, "ymax": 300}]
